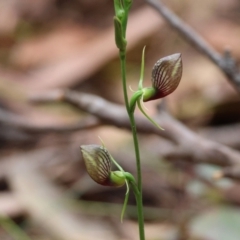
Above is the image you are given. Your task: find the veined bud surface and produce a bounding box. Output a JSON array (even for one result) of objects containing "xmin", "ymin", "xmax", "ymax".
[
  {"xmin": 143, "ymin": 53, "xmax": 182, "ymax": 102},
  {"xmin": 80, "ymin": 145, "xmax": 125, "ymax": 187}
]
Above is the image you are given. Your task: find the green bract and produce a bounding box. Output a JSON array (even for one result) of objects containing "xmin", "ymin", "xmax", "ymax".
[{"xmin": 113, "ymin": 0, "xmax": 132, "ymax": 51}]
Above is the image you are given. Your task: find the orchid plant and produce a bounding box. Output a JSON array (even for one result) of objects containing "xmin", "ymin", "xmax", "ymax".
[{"xmin": 80, "ymin": 1, "xmax": 182, "ymax": 239}]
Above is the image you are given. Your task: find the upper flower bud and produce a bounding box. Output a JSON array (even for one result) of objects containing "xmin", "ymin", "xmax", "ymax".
[
  {"xmin": 80, "ymin": 145, "xmax": 125, "ymax": 187},
  {"xmin": 143, "ymin": 53, "xmax": 182, "ymax": 102}
]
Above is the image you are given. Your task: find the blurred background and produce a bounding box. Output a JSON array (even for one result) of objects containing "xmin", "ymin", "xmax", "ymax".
[{"xmin": 0, "ymin": 0, "xmax": 240, "ymax": 239}]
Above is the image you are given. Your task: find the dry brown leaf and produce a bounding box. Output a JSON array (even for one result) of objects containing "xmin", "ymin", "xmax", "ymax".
[
  {"xmin": 12, "ymin": 6, "xmax": 165, "ymax": 92},
  {"xmin": 10, "ymin": 24, "xmax": 96, "ymax": 69}
]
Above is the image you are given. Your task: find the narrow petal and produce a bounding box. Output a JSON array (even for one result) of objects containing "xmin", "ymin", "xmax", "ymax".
[{"xmin": 137, "ymin": 97, "xmax": 164, "ymax": 130}]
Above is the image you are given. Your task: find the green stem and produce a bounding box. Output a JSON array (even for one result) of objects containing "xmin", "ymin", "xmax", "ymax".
[
  {"xmin": 0, "ymin": 216, "xmax": 32, "ymax": 240},
  {"xmin": 128, "ymin": 179, "xmax": 145, "ymax": 240},
  {"xmin": 119, "ymin": 50, "xmax": 145, "ymax": 240},
  {"xmin": 119, "ymin": 51, "xmax": 130, "ymax": 112}
]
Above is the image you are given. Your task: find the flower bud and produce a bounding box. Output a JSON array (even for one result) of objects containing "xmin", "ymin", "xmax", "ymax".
[
  {"xmin": 143, "ymin": 53, "xmax": 182, "ymax": 102},
  {"xmin": 80, "ymin": 145, "xmax": 125, "ymax": 187}
]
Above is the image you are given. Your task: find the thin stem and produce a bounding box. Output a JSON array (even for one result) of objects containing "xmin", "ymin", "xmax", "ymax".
[
  {"xmin": 129, "ymin": 112, "xmax": 145, "ymax": 240},
  {"xmin": 128, "ymin": 113, "xmax": 142, "ymax": 191},
  {"xmin": 119, "ymin": 50, "xmax": 145, "ymax": 240},
  {"xmin": 119, "ymin": 51, "xmax": 130, "ymax": 112},
  {"xmin": 130, "ymin": 180, "xmax": 145, "ymax": 240}
]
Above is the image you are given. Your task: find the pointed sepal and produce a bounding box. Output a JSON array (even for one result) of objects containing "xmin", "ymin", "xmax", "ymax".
[
  {"xmin": 120, "ymin": 172, "xmax": 136, "ymax": 222},
  {"xmin": 138, "ymin": 46, "xmax": 146, "ymax": 90},
  {"xmin": 137, "ymin": 98, "xmax": 164, "ymax": 130}
]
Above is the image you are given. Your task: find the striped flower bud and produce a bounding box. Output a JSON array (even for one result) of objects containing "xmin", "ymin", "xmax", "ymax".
[
  {"xmin": 143, "ymin": 53, "xmax": 182, "ymax": 102},
  {"xmin": 80, "ymin": 145, "xmax": 125, "ymax": 187}
]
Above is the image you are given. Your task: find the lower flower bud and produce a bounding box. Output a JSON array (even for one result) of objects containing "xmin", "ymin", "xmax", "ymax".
[{"xmin": 80, "ymin": 144, "xmax": 126, "ymax": 187}]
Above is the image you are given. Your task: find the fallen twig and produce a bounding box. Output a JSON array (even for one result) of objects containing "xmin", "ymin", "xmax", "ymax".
[
  {"xmin": 5, "ymin": 149, "xmax": 118, "ymax": 240},
  {"xmin": 0, "ymin": 108, "xmax": 100, "ymax": 134},
  {"xmin": 30, "ymin": 90, "xmax": 240, "ymax": 167},
  {"xmin": 145, "ymin": 0, "xmax": 240, "ymax": 92}
]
